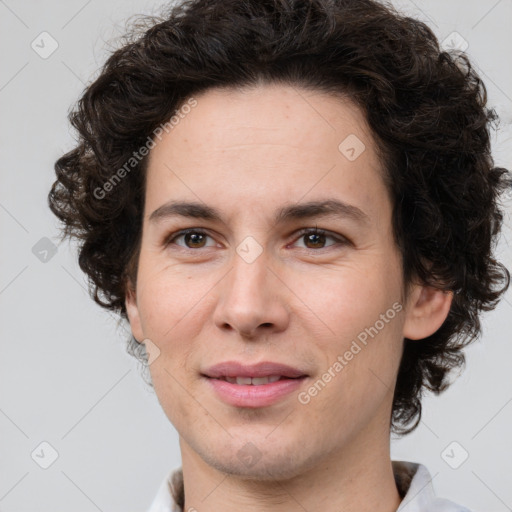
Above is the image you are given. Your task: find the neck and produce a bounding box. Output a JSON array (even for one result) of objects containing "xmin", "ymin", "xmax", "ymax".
[{"xmin": 179, "ymin": 426, "xmax": 401, "ymax": 512}]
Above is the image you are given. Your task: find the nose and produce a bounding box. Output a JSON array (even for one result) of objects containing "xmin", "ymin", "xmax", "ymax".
[{"xmin": 212, "ymin": 251, "xmax": 290, "ymax": 339}]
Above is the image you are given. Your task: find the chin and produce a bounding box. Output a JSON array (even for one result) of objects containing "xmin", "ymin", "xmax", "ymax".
[{"xmin": 194, "ymin": 436, "xmax": 322, "ymax": 482}]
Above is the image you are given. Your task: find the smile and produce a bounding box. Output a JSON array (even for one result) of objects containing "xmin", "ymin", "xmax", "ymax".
[{"xmin": 202, "ymin": 361, "xmax": 309, "ymax": 408}]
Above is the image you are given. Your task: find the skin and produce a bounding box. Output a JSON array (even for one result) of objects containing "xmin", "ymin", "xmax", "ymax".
[{"xmin": 125, "ymin": 84, "xmax": 452, "ymax": 512}]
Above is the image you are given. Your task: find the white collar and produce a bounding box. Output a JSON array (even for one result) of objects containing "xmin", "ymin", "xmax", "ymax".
[{"xmin": 147, "ymin": 460, "xmax": 472, "ymax": 512}]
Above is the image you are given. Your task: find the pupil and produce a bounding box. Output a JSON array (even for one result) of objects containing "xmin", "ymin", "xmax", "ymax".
[
  {"xmin": 306, "ymin": 233, "xmax": 325, "ymax": 248},
  {"xmin": 186, "ymin": 233, "xmax": 205, "ymax": 247}
]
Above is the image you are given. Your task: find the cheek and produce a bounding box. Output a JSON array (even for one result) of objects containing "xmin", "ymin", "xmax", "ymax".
[
  {"xmin": 304, "ymin": 310, "xmax": 404, "ymax": 439},
  {"xmin": 135, "ymin": 264, "xmax": 216, "ymax": 389},
  {"xmin": 135, "ymin": 261, "xmax": 214, "ymax": 340},
  {"xmin": 292, "ymin": 257, "xmax": 404, "ymax": 400},
  {"xmin": 288, "ymin": 259, "xmax": 402, "ymax": 343},
  {"xmin": 148, "ymin": 361, "xmax": 196, "ymax": 432}
]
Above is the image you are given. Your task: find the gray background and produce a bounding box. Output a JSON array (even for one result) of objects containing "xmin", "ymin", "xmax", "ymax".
[{"xmin": 0, "ymin": 0, "xmax": 511, "ymax": 510}]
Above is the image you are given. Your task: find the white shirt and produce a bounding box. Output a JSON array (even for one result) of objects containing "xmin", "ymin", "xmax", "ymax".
[{"xmin": 147, "ymin": 460, "xmax": 472, "ymax": 512}]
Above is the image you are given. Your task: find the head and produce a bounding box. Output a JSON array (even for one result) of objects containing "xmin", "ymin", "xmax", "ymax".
[{"xmin": 49, "ymin": 0, "xmax": 510, "ymax": 479}]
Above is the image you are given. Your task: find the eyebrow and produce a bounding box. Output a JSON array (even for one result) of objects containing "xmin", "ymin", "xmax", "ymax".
[{"xmin": 149, "ymin": 199, "xmax": 370, "ymax": 226}]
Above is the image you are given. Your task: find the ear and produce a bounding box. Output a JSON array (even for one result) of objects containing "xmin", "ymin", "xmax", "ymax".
[
  {"xmin": 402, "ymin": 284, "xmax": 453, "ymax": 340},
  {"xmin": 125, "ymin": 280, "xmax": 144, "ymax": 343}
]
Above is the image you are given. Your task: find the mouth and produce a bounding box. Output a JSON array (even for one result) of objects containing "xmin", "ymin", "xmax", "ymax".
[
  {"xmin": 202, "ymin": 361, "xmax": 309, "ymax": 408},
  {"xmin": 202, "ymin": 360, "xmax": 307, "ymax": 379},
  {"xmin": 216, "ymin": 375, "xmax": 290, "ymax": 385}
]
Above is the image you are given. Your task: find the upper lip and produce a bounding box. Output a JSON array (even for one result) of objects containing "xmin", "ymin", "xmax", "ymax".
[{"xmin": 202, "ymin": 361, "xmax": 308, "ymax": 379}]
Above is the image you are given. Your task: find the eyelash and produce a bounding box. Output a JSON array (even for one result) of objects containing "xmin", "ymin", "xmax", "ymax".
[{"xmin": 163, "ymin": 227, "xmax": 349, "ymax": 251}]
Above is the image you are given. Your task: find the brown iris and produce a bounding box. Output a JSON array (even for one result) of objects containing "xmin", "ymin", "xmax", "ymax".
[
  {"xmin": 303, "ymin": 232, "xmax": 326, "ymax": 249},
  {"xmin": 185, "ymin": 232, "xmax": 207, "ymax": 248}
]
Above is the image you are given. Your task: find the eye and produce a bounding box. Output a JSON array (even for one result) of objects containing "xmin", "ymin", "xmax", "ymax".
[
  {"xmin": 165, "ymin": 229, "xmax": 218, "ymax": 249},
  {"xmin": 163, "ymin": 227, "xmax": 348, "ymax": 251},
  {"xmin": 292, "ymin": 227, "xmax": 348, "ymax": 250}
]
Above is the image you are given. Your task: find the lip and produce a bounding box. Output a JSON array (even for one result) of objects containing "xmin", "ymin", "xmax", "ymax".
[
  {"xmin": 202, "ymin": 361, "xmax": 309, "ymax": 408},
  {"xmin": 203, "ymin": 361, "xmax": 307, "ymax": 379}
]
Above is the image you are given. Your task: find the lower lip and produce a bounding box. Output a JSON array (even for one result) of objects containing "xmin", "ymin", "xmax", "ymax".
[{"xmin": 204, "ymin": 377, "xmax": 307, "ymax": 408}]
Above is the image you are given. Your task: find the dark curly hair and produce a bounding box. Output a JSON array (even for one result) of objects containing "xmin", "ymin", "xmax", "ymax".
[{"xmin": 48, "ymin": 0, "xmax": 510, "ymax": 435}]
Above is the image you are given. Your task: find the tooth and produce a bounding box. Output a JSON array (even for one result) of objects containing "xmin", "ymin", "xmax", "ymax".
[
  {"xmin": 251, "ymin": 377, "xmax": 270, "ymax": 386},
  {"xmin": 226, "ymin": 376, "xmax": 283, "ymax": 385}
]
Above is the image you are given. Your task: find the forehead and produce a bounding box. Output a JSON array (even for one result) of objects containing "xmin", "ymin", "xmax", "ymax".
[
  {"xmin": 156, "ymin": 84, "xmax": 373, "ymax": 160},
  {"xmin": 144, "ymin": 84, "xmax": 390, "ymax": 227}
]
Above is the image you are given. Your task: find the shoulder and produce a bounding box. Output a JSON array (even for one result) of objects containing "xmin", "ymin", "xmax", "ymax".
[
  {"xmin": 146, "ymin": 467, "xmax": 183, "ymax": 512},
  {"xmin": 393, "ymin": 460, "xmax": 473, "ymax": 512}
]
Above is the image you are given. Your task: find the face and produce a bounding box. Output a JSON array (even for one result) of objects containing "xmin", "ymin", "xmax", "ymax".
[{"xmin": 125, "ymin": 84, "xmax": 444, "ymax": 481}]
